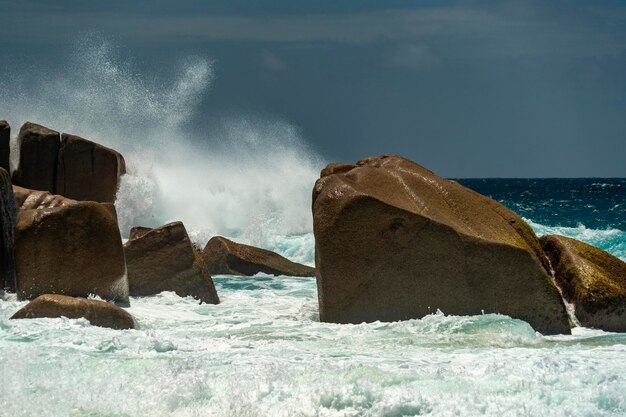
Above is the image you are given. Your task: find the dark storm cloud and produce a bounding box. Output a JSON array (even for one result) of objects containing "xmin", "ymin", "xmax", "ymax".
[{"xmin": 1, "ymin": 1, "xmax": 626, "ymax": 177}]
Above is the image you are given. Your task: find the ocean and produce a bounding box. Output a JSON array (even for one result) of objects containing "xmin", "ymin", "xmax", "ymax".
[
  {"xmin": 1, "ymin": 39, "xmax": 625, "ymax": 417},
  {"xmin": 1, "ymin": 178, "xmax": 625, "ymax": 417}
]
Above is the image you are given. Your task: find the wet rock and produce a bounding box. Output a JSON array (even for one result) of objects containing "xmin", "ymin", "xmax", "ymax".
[
  {"xmin": 124, "ymin": 221, "xmax": 219, "ymax": 304},
  {"xmin": 0, "ymin": 168, "xmax": 17, "ymax": 291},
  {"xmin": 15, "ymin": 201, "xmax": 129, "ymax": 303},
  {"xmin": 13, "ymin": 185, "xmax": 76, "ymax": 210},
  {"xmin": 56, "ymin": 133, "xmax": 126, "ymax": 203},
  {"xmin": 202, "ymin": 236, "xmax": 315, "ymax": 277},
  {"xmin": 0, "ymin": 120, "xmax": 10, "ymax": 172},
  {"xmin": 12, "ymin": 122, "xmax": 61, "ymax": 193},
  {"xmin": 313, "ymin": 154, "xmax": 570, "ymax": 335},
  {"xmin": 11, "ymin": 294, "xmax": 134, "ymax": 330},
  {"xmin": 541, "ymin": 235, "xmax": 626, "ymax": 332}
]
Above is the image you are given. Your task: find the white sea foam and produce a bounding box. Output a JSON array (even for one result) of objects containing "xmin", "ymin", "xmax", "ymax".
[
  {"xmin": 0, "ymin": 35, "xmax": 323, "ymax": 256},
  {"xmin": 1, "ymin": 277, "xmax": 625, "ymax": 417}
]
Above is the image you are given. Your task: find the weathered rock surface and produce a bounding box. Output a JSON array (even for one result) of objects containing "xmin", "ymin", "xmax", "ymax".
[
  {"xmin": 128, "ymin": 226, "xmax": 154, "ymax": 241},
  {"xmin": 541, "ymin": 235, "xmax": 626, "ymax": 332},
  {"xmin": 11, "ymin": 294, "xmax": 134, "ymax": 330},
  {"xmin": 13, "ymin": 185, "xmax": 76, "ymax": 210},
  {"xmin": 124, "ymin": 222, "xmax": 219, "ymax": 304},
  {"xmin": 12, "ymin": 122, "xmax": 61, "ymax": 193},
  {"xmin": 313, "ymin": 154, "xmax": 570, "ymax": 335},
  {"xmin": 11, "ymin": 122, "xmax": 125, "ymax": 203},
  {"xmin": 0, "ymin": 168, "xmax": 17, "ymax": 291},
  {"xmin": 56, "ymin": 133, "xmax": 126, "ymax": 203},
  {"xmin": 202, "ymin": 236, "xmax": 316, "ymax": 277},
  {"xmin": 0, "ymin": 120, "xmax": 10, "ymax": 172},
  {"xmin": 15, "ymin": 201, "xmax": 129, "ymax": 303}
]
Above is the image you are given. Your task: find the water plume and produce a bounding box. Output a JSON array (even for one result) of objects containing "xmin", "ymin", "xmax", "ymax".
[{"xmin": 0, "ymin": 35, "xmax": 323, "ymax": 257}]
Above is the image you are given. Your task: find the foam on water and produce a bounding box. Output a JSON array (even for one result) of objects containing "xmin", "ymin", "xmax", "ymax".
[
  {"xmin": 1, "ymin": 277, "xmax": 625, "ymax": 417},
  {"xmin": 526, "ymin": 218, "xmax": 626, "ymax": 261},
  {"xmin": 2, "ymin": 35, "xmax": 626, "ymax": 417}
]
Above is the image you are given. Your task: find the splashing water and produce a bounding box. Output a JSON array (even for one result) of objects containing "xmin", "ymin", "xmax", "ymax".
[{"xmin": 0, "ymin": 35, "xmax": 323, "ymax": 254}]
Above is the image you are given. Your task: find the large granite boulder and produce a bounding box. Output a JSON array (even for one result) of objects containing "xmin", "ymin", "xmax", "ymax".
[
  {"xmin": 0, "ymin": 168, "xmax": 17, "ymax": 291},
  {"xmin": 13, "ymin": 185, "xmax": 76, "ymax": 210},
  {"xmin": 313, "ymin": 155, "xmax": 570, "ymax": 335},
  {"xmin": 541, "ymin": 235, "xmax": 626, "ymax": 332},
  {"xmin": 15, "ymin": 201, "xmax": 129, "ymax": 303},
  {"xmin": 11, "ymin": 294, "xmax": 134, "ymax": 330},
  {"xmin": 124, "ymin": 222, "xmax": 219, "ymax": 304},
  {"xmin": 11, "ymin": 122, "xmax": 125, "ymax": 203},
  {"xmin": 0, "ymin": 120, "xmax": 10, "ymax": 172},
  {"xmin": 12, "ymin": 122, "xmax": 60, "ymax": 193},
  {"xmin": 202, "ymin": 236, "xmax": 315, "ymax": 277},
  {"xmin": 56, "ymin": 133, "xmax": 126, "ymax": 203}
]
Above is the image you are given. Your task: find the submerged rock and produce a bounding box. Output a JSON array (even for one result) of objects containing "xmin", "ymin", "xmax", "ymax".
[
  {"xmin": 15, "ymin": 201, "xmax": 129, "ymax": 303},
  {"xmin": 56, "ymin": 133, "xmax": 126, "ymax": 203},
  {"xmin": 13, "ymin": 185, "xmax": 76, "ymax": 210},
  {"xmin": 0, "ymin": 168, "xmax": 17, "ymax": 291},
  {"xmin": 12, "ymin": 122, "xmax": 61, "ymax": 193},
  {"xmin": 0, "ymin": 120, "xmax": 10, "ymax": 172},
  {"xmin": 313, "ymin": 154, "xmax": 570, "ymax": 335},
  {"xmin": 541, "ymin": 235, "xmax": 626, "ymax": 332},
  {"xmin": 11, "ymin": 294, "xmax": 134, "ymax": 330},
  {"xmin": 124, "ymin": 221, "xmax": 219, "ymax": 304},
  {"xmin": 202, "ymin": 236, "xmax": 316, "ymax": 277}
]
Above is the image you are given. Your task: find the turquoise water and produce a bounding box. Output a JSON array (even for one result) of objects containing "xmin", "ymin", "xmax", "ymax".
[
  {"xmin": 1, "ymin": 276, "xmax": 626, "ymax": 417},
  {"xmin": 1, "ymin": 179, "xmax": 626, "ymax": 416},
  {"xmin": 2, "ymin": 38, "xmax": 625, "ymax": 416}
]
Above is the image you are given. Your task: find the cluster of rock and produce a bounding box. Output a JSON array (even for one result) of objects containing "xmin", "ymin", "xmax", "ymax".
[
  {"xmin": 312, "ymin": 155, "xmax": 626, "ymax": 334},
  {"xmin": 2, "ymin": 119, "xmax": 624, "ymax": 335},
  {"xmin": 0, "ymin": 120, "xmax": 314, "ymax": 330}
]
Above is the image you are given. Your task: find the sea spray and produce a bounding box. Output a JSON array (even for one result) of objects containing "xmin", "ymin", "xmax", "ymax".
[{"xmin": 0, "ymin": 35, "xmax": 324, "ymax": 256}]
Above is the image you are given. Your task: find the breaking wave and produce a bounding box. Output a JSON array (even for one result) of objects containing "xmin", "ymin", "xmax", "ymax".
[{"xmin": 0, "ymin": 35, "xmax": 323, "ymax": 254}]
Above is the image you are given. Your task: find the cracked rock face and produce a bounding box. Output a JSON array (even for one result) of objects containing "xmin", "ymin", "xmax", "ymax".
[
  {"xmin": 12, "ymin": 122, "xmax": 125, "ymax": 203},
  {"xmin": 541, "ymin": 234, "xmax": 626, "ymax": 332},
  {"xmin": 313, "ymin": 154, "xmax": 570, "ymax": 335}
]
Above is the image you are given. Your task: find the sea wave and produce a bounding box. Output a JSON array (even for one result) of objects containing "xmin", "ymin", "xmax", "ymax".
[
  {"xmin": 525, "ymin": 218, "xmax": 626, "ymax": 260},
  {"xmin": 0, "ymin": 34, "xmax": 324, "ymax": 249}
]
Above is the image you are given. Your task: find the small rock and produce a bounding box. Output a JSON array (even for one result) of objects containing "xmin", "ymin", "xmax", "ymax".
[
  {"xmin": 11, "ymin": 294, "xmax": 134, "ymax": 330},
  {"xmin": 202, "ymin": 236, "xmax": 315, "ymax": 277}
]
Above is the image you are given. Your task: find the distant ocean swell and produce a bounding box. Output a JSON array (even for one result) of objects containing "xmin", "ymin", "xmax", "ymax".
[{"xmin": 525, "ymin": 219, "xmax": 626, "ymax": 261}]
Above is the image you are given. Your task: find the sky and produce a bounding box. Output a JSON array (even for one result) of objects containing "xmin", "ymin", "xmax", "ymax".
[{"xmin": 1, "ymin": 0, "xmax": 625, "ymax": 177}]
